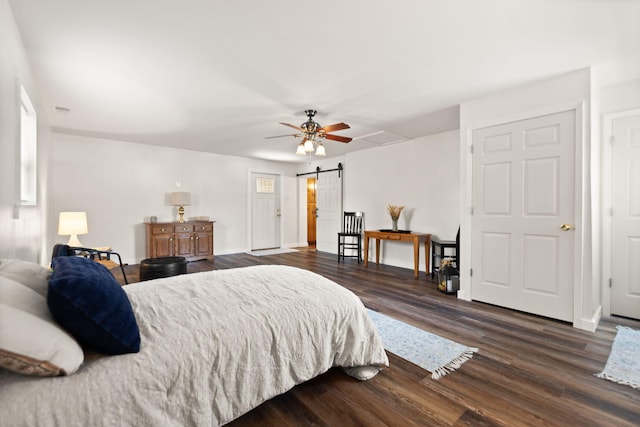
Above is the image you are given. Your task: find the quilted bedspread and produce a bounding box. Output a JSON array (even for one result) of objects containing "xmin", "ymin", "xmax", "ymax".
[{"xmin": 0, "ymin": 265, "xmax": 388, "ymax": 426}]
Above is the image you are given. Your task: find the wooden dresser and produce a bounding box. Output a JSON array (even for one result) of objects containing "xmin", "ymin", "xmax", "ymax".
[{"xmin": 145, "ymin": 221, "xmax": 214, "ymax": 261}]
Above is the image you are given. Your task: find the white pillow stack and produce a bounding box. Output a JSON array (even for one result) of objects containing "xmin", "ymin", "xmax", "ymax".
[{"xmin": 0, "ymin": 259, "xmax": 84, "ymax": 376}]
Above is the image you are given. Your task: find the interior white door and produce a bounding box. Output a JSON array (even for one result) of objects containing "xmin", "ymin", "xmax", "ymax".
[
  {"xmin": 471, "ymin": 110, "xmax": 575, "ymax": 322},
  {"xmin": 611, "ymin": 113, "xmax": 640, "ymax": 319},
  {"xmin": 315, "ymin": 171, "xmax": 342, "ymax": 254},
  {"xmin": 251, "ymin": 173, "xmax": 280, "ymax": 250}
]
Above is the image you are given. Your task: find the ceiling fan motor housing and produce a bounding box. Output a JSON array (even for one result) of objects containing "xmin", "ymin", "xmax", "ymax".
[{"xmin": 302, "ymin": 110, "xmax": 319, "ymax": 135}]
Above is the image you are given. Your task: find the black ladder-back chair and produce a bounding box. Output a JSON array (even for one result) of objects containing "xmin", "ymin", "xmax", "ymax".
[
  {"xmin": 337, "ymin": 211, "xmax": 364, "ymax": 263},
  {"xmin": 51, "ymin": 244, "xmax": 128, "ymax": 284}
]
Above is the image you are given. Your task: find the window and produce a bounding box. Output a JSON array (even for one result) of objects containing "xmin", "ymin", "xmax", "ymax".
[
  {"xmin": 256, "ymin": 177, "xmax": 275, "ymax": 193},
  {"xmin": 20, "ymin": 85, "xmax": 37, "ymax": 206}
]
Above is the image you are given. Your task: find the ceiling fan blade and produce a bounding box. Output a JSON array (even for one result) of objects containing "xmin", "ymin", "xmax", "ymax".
[
  {"xmin": 280, "ymin": 122, "xmax": 304, "ymax": 131},
  {"xmin": 265, "ymin": 133, "xmax": 300, "ymax": 139},
  {"xmin": 324, "ymin": 134, "xmax": 352, "ymax": 143},
  {"xmin": 320, "ymin": 122, "xmax": 350, "ymax": 133}
]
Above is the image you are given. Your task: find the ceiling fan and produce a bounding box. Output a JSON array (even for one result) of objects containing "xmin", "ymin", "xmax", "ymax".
[{"xmin": 266, "ymin": 109, "xmax": 352, "ymax": 156}]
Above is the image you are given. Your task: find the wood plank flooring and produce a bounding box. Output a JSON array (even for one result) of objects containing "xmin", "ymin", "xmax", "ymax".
[{"xmin": 114, "ymin": 249, "xmax": 640, "ymax": 426}]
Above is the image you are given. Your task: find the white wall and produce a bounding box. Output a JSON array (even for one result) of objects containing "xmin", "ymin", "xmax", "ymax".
[
  {"xmin": 295, "ymin": 131, "xmax": 460, "ymax": 272},
  {"xmin": 48, "ymin": 133, "xmax": 300, "ymax": 263},
  {"xmin": 346, "ymin": 132, "xmax": 460, "ymax": 271},
  {"xmin": 600, "ymin": 78, "xmax": 640, "ymax": 114},
  {"xmin": 0, "ymin": 0, "xmax": 50, "ymax": 263},
  {"xmin": 460, "ymin": 68, "xmax": 596, "ymax": 330}
]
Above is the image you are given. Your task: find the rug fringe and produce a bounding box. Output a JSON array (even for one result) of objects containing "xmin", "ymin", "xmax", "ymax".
[
  {"xmin": 431, "ymin": 348, "xmax": 478, "ymax": 380},
  {"xmin": 594, "ymin": 372, "xmax": 640, "ymax": 390}
]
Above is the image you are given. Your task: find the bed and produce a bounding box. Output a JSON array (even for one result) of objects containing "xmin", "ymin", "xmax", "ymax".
[{"xmin": 0, "ymin": 259, "xmax": 388, "ymax": 426}]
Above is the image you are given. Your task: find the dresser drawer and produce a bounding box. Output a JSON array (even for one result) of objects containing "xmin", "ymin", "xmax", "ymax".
[
  {"xmin": 151, "ymin": 225, "xmax": 173, "ymax": 234},
  {"xmin": 174, "ymin": 224, "xmax": 194, "ymax": 233},
  {"xmin": 194, "ymin": 223, "xmax": 213, "ymax": 232}
]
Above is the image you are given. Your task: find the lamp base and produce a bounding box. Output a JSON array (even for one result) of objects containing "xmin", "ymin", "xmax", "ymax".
[
  {"xmin": 66, "ymin": 235, "xmax": 84, "ymax": 247},
  {"xmin": 178, "ymin": 206, "xmax": 186, "ymax": 223}
]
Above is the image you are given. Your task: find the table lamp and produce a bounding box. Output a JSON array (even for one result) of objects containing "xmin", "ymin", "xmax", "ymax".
[
  {"xmin": 58, "ymin": 212, "xmax": 88, "ymax": 247},
  {"xmin": 171, "ymin": 192, "xmax": 191, "ymax": 223}
]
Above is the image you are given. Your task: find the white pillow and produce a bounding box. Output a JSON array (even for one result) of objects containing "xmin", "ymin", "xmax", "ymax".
[
  {"xmin": 0, "ymin": 277, "xmax": 84, "ymax": 376},
  {"xmin": 0, "ymin": 275, "xmax": 44, "ymax": 316},
  {"xmin": 0, "ymin": 259, "xmax": 50, "ymax": 297}
]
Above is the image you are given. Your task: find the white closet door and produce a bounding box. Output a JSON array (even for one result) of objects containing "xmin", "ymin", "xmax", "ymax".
[
  {"xmin": 471, "ymin": 110, "xmax": 576, "ymax": 322},
  {"xmin": 611, "ymin": 113, "xmax": 640, "ymax": 319}
]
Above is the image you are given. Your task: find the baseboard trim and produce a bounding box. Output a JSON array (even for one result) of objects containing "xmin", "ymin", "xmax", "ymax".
[{"xmin": 575, "ymin": 305, "xmax": 602, "ymax": 332}]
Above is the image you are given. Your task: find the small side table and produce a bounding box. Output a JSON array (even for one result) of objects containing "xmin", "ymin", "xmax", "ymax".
[{"xmin": 431, "ymin": 239, "xmax": 457, "ymax": 279}]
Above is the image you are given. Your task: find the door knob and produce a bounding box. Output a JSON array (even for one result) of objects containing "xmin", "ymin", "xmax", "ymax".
[{"xmin": 560, "ymin": 224, "xmax": 575, "ymax": 231}]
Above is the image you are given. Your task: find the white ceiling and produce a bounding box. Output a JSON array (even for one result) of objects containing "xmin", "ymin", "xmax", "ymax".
[{"xmin": 9, "ymin": 0, "xmax": 640, "ymax": 163}]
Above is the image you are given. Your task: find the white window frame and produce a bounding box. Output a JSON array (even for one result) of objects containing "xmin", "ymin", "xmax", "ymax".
[{"xmin": 19, "ymin": 84, "xmax": 37, "ymax": 206}]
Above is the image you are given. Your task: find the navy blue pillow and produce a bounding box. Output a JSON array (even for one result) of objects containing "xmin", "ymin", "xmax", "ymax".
[{"xmin": 48, "ymin": 256, "xmax": 140, "ymax": 355}]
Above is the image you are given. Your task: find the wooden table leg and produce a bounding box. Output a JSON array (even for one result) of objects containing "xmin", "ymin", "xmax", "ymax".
[
  {"xmin": 375, "ymin": 239, "xmax": 380, "ymax": 265},
  {"xmin": 413, "ymin": 237, "xmax": 419, "ymax": 278},
  {"xmin": 424, "ymin": 236, "xmax": 431, "ymax": 277},
  {"xmin": 364, "ymin": 235, "xmax": 369, "ymax": 267}
]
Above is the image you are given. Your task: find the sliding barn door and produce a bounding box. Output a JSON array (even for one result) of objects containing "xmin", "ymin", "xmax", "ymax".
[
  {"xmin": 471, "ymin": 110, "xmax": 576, "ymax": 322},
  {"xmin": 315, "ymin": 171, "xmax": 342, "ymax": 254}
]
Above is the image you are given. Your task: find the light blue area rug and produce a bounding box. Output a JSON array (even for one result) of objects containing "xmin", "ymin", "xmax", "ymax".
[
  {"xmin": 246, "ymin": 248, "xmax": 298, "ymax": 256},
  {"xmin": 596, "ymin": 325, "xmax": 640, "ymax": 389},
  {"xmin": 367, "ymin": 309, "xmax": 478, "ymax": 379}
]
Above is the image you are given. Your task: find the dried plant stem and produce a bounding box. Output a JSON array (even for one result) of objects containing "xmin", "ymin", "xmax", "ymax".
[{"xmin": 387, "ymin": 204, "xmax": 405, "ymax": 221}]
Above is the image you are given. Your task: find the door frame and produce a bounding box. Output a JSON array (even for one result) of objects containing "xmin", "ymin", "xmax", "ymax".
[
  {"xmin": 460, "ymin": 101, "xmax": 590, "ymax": 329},
  {"xmin": 601, "ymin": 108, "xmax": 640, "ymax": 317},
  {"xmin": 247, "ymin": 171, "xmax": 284, "ymax": 251}
]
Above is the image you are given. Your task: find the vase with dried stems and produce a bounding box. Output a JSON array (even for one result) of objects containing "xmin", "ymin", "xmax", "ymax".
[{"xmin": 387, "ymin": 204, "xmax": 404, "ymax": 231}]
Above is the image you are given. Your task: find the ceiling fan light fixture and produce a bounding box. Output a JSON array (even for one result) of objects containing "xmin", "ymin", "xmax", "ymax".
[
  {"xmin": 303, "ymin": 138, "xmax": 314, "ymax": 152},
  {"xmin": 315, "ymin": 143, "xmax": 326, "ymax": 156},
  {"xmin": 296, "ymin": 142, "xmax": 306, "ymax": 156}
]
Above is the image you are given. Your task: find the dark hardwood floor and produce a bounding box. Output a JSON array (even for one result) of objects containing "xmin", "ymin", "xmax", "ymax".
[{"xmin": 114, "ymin": 249, "xmax": 640, "ymax": 427}]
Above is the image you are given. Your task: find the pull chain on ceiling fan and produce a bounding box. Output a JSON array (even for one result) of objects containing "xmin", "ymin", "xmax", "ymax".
[{"xmin": 266, "ymin": 109, "xmax": 352, "ymax": 156}]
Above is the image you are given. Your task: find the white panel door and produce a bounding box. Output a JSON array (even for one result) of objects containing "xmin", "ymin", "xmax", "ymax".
[
  {"xmin": 611, "ymin": 113, "xmax": 640, "ymax": 319},
  {"xmin": 471, "ymin": 110, "xmax": 575, "ymax": 322},
  {"xmin": 251, "ymin": 173, "xmax": 280, "ymax": 250},
  {"xmin": 315, "ymin": 171, "xmax": 342, "ymax": 254}
]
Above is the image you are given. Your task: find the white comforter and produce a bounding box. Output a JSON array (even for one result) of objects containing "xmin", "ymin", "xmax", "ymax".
[{"xmin": 0, "ymin": 265, "xmax": 388, "ymax": 426}]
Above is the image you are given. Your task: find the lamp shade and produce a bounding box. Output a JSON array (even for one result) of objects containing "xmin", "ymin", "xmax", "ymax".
[
  {"xmin": 58, "ymin": 212, "xmax": 88, "ymax": 236},
  {"xmin": 170, "ymin": 192, "xmax": 191, "ymax": 206},
  {"xmin": 58, "ymin": 212, "xmax": 88, "ymax": 247},
  {"xmin": 303, "ymin": 139, "xmax": 314, "ymax": 153}
]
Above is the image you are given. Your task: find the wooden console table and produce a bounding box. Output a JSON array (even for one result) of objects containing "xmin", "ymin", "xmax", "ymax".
[{"xmin": 363, "ymin": 230, "xmax": 432, "ymax": 278}]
